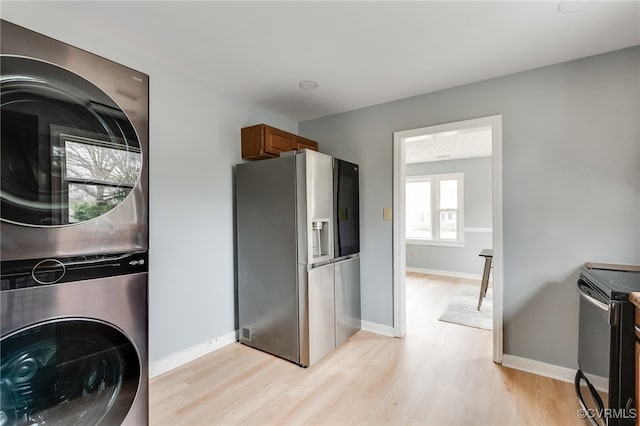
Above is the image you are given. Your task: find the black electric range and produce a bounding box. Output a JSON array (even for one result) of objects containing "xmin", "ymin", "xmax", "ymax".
[
  {"xmin": 580, "ymin": 266, "xmax": 640, "ymax": 300},
  {"xmin": 576, "ymin": 264, "xmax": 640, "ymax": 426}
]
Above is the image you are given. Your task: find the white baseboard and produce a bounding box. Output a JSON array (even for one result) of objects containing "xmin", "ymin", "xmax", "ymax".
[
  {"xmin": 501, "ymin": 354, "xmax": 607, "ymax": 392},
  {"xmin": 361, "ymin": 320, "xmax": 395, "ymax": 337},
  {"xmin": 150, "ymin": 324, "xmax": 397, "ymax": 377},
  {"xmin": 406, "ymin": 266, "xmax": 482, "ymax": 281},
  {"xmin": 149, "ymin": 330, "xmax": 237, "ymax": 379}
]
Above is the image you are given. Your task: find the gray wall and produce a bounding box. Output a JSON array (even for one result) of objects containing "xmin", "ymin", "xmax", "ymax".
[
  {"xmin": 406, "ymin": 157, "xmax": 492, "ymax": 276},
  {"xmin": 4, "ymin": 3, "xmax": 639, "ymax": 370},
  {"xmin": 2, "ymin": 6, "xmax": 298, "ymax": 362},
  {"xmin": 300, "ymin": 47, "xmax": 640, "ymax": 368}
]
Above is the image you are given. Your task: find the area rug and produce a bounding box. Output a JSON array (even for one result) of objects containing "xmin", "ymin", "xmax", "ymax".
[{"xmin": 438, "ymin": 284, "xmax": 493, "ymax": 331}]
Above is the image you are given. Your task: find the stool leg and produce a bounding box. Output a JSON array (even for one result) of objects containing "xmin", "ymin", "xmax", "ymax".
[{"xmin": 478, "ymin": 257, "xmax": 491, "ymax": 310}]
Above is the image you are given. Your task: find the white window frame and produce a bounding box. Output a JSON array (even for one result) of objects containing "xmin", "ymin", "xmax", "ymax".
[{"xmin": 406, "ymin": 172, "xmax": 464, "ymax": 247}]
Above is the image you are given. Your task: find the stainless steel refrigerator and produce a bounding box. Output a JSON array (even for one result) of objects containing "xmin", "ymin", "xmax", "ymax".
[{"xmin": 235, "ymin": 149, "xmax": 360, "ymax": 367}]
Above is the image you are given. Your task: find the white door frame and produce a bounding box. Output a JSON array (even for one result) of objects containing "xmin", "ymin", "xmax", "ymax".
[{"xmin": 392, "ymin": 115, "xmax": 504, "ymax": 363}]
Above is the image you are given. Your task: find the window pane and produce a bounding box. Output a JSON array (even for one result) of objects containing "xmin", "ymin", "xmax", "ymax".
[
  {"xmin": 65, "ymin": 140, "xmax": 141, "ymax": 186},
  {"xmin": 406, "ymin": 181, "xmax": 431, "ymax": 239},
  {"xmin": 439, "ymin": 179, "xmax": 458, "ymax": 209},
  {"xmin": 68, "ymin": 184, "xmax": 132, "ymax": 223},
  {"xmin": 439, "ymin": 210, "xmax": 457, "ymax": 240}
]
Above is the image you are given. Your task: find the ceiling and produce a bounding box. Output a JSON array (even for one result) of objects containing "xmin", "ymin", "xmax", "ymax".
[
  {"xmin": 405, "ymin": 126, "xmax": 492, "ymax": 164},
  {"xmin": 3, "ymin": 1, "xmax": 639, "ymax": 122}
]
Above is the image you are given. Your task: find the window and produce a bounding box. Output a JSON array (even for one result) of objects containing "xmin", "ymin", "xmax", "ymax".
[
  {"xmin": 51, "ymin": 128, "xmax": 142, "ymax": 224},
  {"xmin": 406, "ymin": 173, "xmax": 463, "ymax": 246}
]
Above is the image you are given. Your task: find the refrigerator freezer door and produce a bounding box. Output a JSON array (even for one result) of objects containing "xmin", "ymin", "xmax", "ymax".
[
  {"xmin": 335, "ymin": 256, "xmax": 361, "ymax": 346},
  {"xmin": 236, "ymin": 156, "xmax": 300, "ymax": 364},
  {"xmin": 297, "ymin": 150, "xmax": 334, "ymax": 266},
  {"xmin": 306, "ymin": 263, "xmax": 336, "ymax": 366}
]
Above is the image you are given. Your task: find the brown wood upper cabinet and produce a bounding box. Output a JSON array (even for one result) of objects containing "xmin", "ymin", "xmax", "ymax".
[
  {"xmin": 241, "ymin": 124, "xmax": 318, "ymax": 160},
  {"xmin": 295, "ymin": 135, "xmax": 318, "ymax": 152}
]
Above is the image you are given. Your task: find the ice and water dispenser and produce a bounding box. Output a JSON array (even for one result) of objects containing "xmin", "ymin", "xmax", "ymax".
[{"xmin": 311, "ymin": 219, "xmax": 330, "ymax": 259}]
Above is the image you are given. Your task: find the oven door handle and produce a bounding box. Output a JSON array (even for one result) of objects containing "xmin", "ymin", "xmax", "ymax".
[
  {"xmin": 575, "ymin": 370, "xmax": 606, "ymax": 426},
  {"xmin": 577, "ymin": 286, "xmax": 609, "ymax": 313}
]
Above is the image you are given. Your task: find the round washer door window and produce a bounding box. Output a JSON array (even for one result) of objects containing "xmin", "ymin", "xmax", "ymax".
[
  {"xmin": 0, "ymin": 319, "xmax": 140, "ymax": 425},
  {"xmin": 0, "ymin": 55, "xmax": 142, "ymax": 227}
]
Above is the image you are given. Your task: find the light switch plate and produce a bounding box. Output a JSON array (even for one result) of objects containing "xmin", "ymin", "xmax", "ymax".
[{"xmin": 383, "ymin": 207, "xmax": 393, "ymax": 221}]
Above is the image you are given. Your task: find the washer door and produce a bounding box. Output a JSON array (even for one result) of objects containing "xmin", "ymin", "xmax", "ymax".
[
  {"xmin": 1, "ymin": 55, "xmax": 142, "ymax": 227},
  {"xmin": 0, "ymin": 319, "xmax": 140, "ymax": 425}
]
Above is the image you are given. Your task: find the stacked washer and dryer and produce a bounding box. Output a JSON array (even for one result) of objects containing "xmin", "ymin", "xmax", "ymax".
[{"xmin": 0, "ymin": 21, "xmax": 149, "ymax": 425}]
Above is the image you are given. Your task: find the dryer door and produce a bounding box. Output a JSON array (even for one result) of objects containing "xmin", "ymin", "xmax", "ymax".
[
  {"xmin": 1, "ymin": 55, "xmax": 142, "ymax": 227},
  {"xmin": 0, "ymin": 319, "xmax": 140, "ymax": 426}
]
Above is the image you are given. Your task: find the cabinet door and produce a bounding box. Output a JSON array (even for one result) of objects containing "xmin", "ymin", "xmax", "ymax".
[
  {"xmin": 265, "ymin": 126, "xmax": 295, "ymax": 156},
  {"xmin": 296, "ymin": 136, "xmax": 318, "ymax": 152},
  {"xmin": 240, "ymin": 124, "xmax": 267, "ymax": 159}
]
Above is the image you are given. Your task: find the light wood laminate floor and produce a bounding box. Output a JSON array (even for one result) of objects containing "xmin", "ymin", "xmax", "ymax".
[{"xmin": 150, "ymin": 273, "xmax": 581, "ymax": 425}]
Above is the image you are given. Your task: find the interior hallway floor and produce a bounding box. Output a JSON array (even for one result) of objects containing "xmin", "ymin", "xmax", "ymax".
[{"xmin": 149, "ymin": 272, "xmax": 582, "ymax": 425}]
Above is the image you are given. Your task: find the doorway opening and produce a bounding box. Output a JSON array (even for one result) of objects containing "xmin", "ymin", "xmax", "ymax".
[{"xmin": 392, "ymin": 115, "xmax": 503, "ymax": 363}]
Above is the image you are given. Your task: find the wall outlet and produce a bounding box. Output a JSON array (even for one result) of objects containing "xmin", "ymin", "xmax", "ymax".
[{"xmin": 383, "ymin": 207, "xmax": 393, "ymax": 221}]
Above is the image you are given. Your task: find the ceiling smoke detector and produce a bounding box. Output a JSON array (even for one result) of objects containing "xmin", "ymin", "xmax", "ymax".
[{"xmin": 299, "ymin": 80, "xmax": 319, "ymax": 91}]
